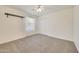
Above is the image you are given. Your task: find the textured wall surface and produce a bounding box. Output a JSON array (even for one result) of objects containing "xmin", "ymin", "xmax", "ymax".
[
  {"xmin": 0, "ymin": 6, "xmax": 36, "ymax": 44},
  {"xmin": 38, "ymin": 8, "xmax": 73, "ymax": 41}
]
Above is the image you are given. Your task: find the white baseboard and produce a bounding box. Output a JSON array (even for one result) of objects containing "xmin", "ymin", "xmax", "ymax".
[
  {"xmin": 0, "ymin": 32, "xmax": 38, "ymax": 45},
  {"xmin": 38, "ymin": 33, "xmax": 73, "ymax": 42}
]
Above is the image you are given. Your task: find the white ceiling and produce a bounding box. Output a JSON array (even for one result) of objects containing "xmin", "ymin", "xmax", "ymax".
[{"xmin": 10, "ymin": 5, "xmax": 73, "ymax": 17}]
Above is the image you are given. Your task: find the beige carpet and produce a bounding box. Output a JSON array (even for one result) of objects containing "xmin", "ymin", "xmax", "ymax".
[{"xmin": 0, "ymin": 34, "xmax": 78, "ymax": 53}]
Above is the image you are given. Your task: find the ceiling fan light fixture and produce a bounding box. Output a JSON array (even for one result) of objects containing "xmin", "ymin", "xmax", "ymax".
[
  {"xmin": 36, "ymin": 8, "xmax": 42, "ymax": 12},
  {"xmin": 34, "ymin": 5, "xmax": 44, "ymax": 12}
]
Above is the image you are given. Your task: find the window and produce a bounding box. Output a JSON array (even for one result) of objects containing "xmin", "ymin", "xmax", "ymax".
[{"xmin": 24, "ymin": 17, "xmax": 35, "ymax": 32}]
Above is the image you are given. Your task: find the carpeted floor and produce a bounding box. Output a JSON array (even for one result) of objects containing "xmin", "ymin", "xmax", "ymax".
[{"xmin": 0, "ymin": 34, "xmax": 78, "ymax": 53}]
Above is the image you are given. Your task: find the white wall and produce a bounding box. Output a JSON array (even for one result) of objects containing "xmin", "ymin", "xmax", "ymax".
[
  {"xmin": 73, "ymin": 6, "xmax": 79, "ymax": 52},
  {"xmin": 0, "ymin": 6, "xmax": 36, "ymax": 44},
  {"xmin": 38, "ymin": 8, "xmax": 73, "ymax": 41}
]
